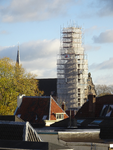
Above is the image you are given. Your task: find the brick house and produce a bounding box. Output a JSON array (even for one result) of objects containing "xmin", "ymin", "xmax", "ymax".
[
  {"xmin": 76, "ymin": 94, "xmax": 113, "ymax": 118},
  {"xmin": 15, "ymin": 95, "xmax": 68, "ymax": 126}
]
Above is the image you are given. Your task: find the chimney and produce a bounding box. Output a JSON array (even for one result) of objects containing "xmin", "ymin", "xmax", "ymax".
[
  {"xmin": 88, "ymin": 94, "xmax": 96, "ymax": 117},
  {"xmin": 17, "ymin": 94, "xmax": 25, "ymax": 107},
  {"xmin": 62, "ymin": 101, "xmax": 65, "ymax": 111}
]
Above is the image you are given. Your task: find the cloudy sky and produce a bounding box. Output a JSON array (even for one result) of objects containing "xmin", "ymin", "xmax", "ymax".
[{"xmin": 0, "ymin": 0, "xmax": 113, "ymax": 85}]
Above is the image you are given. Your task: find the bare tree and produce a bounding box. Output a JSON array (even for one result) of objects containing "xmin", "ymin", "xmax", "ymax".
[{"xmin": 95, "ymin": 84, "xmax": 113, "ymax": 97}]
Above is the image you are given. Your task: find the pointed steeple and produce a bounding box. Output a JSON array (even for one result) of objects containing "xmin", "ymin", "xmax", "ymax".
[{"xmin": 16, "ymin": 44, "xmax": 20, "ymax": 65}]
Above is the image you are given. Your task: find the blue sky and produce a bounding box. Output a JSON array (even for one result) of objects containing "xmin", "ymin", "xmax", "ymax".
[{"xmin": 0, "ymin": 0, "xmax": 113, "ymax": 85}]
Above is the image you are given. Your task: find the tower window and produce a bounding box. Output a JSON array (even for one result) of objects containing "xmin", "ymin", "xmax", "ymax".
[
  {"xmin": 78, "ymin": 103, "xmax": 80, "ymax": 106},
  {"xmin": 78, "ymin": 98, "xmax": 80, "ymax": 102},
  {"xmin": 78, "ymin": 79, "xmax": 80, "ymax": 83},
  {"xmin": 78, "ymin": 88, "xmax": 80, "ymax": 92},
  {"xmin": 78, "ymin": 64, "xmax": 80, "ymax": 68}
]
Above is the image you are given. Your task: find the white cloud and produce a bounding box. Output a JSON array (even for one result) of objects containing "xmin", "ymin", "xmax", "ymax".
[
  {"xmin": 97, "ymin": 0, "xmax": 113, "ymax": 17},
  {"xmin": 89, "ymin": 57, "xmax": 113, "ymax": 71},
  {"xmin": 20, "ymin": 39, "xmax": 60, "ymax": 61},
  {"xmin": 84, "ymin": 26, "xmax": 98, "ymax": 35},
  {"xmin": 0, "ymin": 39, "xmax": 59, "ymax": 78},
  {"xmin": 0, "ymin": 0, "xmax": 75, "ymax": 22},
  {"xmin": 89, "ymin": 57, "xmax": 113, "ymax": 85},
  {"xmin": 21, "ymin": 57, "xmax": 57, "ymax": 78},
  {"xmin": 0, "ymin": 30, "xmax": 9, "ymax": 34},
  {"xmin": 94, "ymin": 74, "xmax": 113, "ymax": 85},
  {"xmin": 0, "ymin": 39, "xmax": 60, "ymax": 60},
  {"xmin": 93, "ymin": 30, "xmax": 113, "ymax": 43},
  {"xmin": 84, "ymin": 44, "xmax": 101, "ymax": 51},
  {"xmin": 79, "ymin": 0, "xmax": 113, "ymax": 18},
  {"xmin": 0, "ymin": 45, "xmax": 18, "ymax": 59}
]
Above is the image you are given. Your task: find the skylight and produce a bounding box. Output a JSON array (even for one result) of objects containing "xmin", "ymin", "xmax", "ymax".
[
  {"xmin": 77, "ymin": 119, "xmax": 85, "ymax": 125},
  {"xmin": 42, "ymin": 115, "xmax": 47, "ymax": 120},
  {"xmin": 35, "ymin": 115, "xmax": 38, "ymax": 120},
  {"xmin": 17, "ymin": 114, "xmax": 21, "ymax": 118},
  {"xmin": 89, "ymin": 120, "xmax": 103, "ymax": 126}
]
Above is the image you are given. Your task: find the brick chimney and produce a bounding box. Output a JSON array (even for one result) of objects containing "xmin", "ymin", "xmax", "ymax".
[
  {"xmin": 62, "ymin": 101, "xmax": 65, "ymax": 111},
  {"xmin": 88, "ymin": 94, "xmax": 96, "ymax": 117}
]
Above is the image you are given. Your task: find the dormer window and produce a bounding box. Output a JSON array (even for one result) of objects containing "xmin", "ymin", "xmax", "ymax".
[
  {"xmin": 100, "ymin": 105, "xmax": 113, "ymax": 117},
  {"xmin": 56, "ymin": 113, "xmax": 64, "ymax": 120}
]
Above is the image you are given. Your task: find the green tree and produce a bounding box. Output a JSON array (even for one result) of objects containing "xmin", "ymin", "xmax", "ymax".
[{"xmin": 0, "ymin": 57, "xmax": 43, "ymax": 115}]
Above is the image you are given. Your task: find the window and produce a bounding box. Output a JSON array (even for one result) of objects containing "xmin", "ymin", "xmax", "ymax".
[
  {"xmin": 78, "ymin": 79, "xmax": 80, "ymax": 83},
  {"xmin": 78, "ymin": 69, "xmax": 80, "ymax": 74},
  {"xmin": 78, "ymin": 98, "xmax": 80, "ymax": 102},
  {"xmin": 35, "ymin": 115, "xmax": 38, "ymax": 120},
  {"xmin": 77, "ymin": 119, "xmax": 85, "ymax": 126},
  {"xmin": 78, "ymin": 75, "xmax": 80, "ymax": 78},
  {"xmin": 88, "ymin": 120, "xmax": 103, "ymax": 126},
  {"xmin": 106, "ymin": 106, "xmax": 113, "ymax": 116},
  {"xmin": 78, "ymin": 88, "xmax": 80, "ymax": 92},
  {"xmin": 17, "ymin": 114, "xmax": 21, "ymax": 118},
  {"xmin": 100, "ymin": 105, "xmax": 108, "ymax": 117},
  {"xmin": 100, "ymin": 105, "xmax": 113, "ymax": 117},
  {"xmin": 78, "ymin": 64, "xmax": 80, "ymax": 68},
  {"xmin": 78, "ymin": 93, "xmax": 80, "ymax": 97},
  {"xmin": 56, "ymin": 113, "xmax": 64, "ymax": 120},
  {"xmin": 78, "ymin": 103, "xmax": 80, "ymax": 106},
  {"xmin": 42, "ymin": 115, "xmax": 47, "ymax": 120}
]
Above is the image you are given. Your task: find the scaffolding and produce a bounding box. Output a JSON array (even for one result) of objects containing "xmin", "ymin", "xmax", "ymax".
[{"xmin": 57, "ymin": 26, "xmax": 88, "ymax": 109}]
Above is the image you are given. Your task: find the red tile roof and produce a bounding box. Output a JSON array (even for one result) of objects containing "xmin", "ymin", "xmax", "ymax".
[
  {"xmin": 50, "ymin": 97, "xmax": 68, "ymax": 120},
  {"xmin": 16, "ymin": 96, "xmax": 68, "ymax": 124},
  {"xmin": 16, "ymin": 97, "xmax": 50, "ymax": 124}
]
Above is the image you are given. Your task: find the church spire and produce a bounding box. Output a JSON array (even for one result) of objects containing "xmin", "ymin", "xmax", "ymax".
[{"xmin": 16, "ymin": 44, "xmax": 20, "ymax": 65}]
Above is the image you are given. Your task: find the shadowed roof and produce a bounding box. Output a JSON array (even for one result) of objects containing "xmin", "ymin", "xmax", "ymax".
[
  {"xmin": 76, "ymin": 95, "xmax": 113, "ymax": 118},
  {"xmin": 16, "ymin": 97, "xmax": 50, "ymax": 124},
  {"xmin": 16, "ymin": 96, "xmax": 68, "ymax": 125},
  {"xmin": 38, "ymin": 78, "xmax": 57, "ymax": 96}
]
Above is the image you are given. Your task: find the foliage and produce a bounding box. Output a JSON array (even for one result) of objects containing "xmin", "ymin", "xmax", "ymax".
[
  {"xmin": 95, "ymin": 84, "xmax": 113, "ymax": 97},
  {"xmin": 0, "ymin": 57, "xmax": 43, "ymax": 115}
]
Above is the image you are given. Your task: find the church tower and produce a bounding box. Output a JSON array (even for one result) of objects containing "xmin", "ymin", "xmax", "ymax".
[
  {"xmin": 57, "ymin": 25, "xmax": 88, "ymax": 109},
  {"xmin": 16, "ymin": 44, "xmax": 20, "ymax": 65}
]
